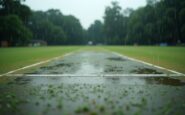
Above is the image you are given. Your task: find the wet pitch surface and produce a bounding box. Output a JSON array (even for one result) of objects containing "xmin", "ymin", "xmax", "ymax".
[{"xmin": 0, "ymin": 51, "xmax": 185, "ymax": 115}]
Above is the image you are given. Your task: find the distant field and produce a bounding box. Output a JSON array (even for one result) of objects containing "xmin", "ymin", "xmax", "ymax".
[
  {"xmin": 104, "ymin": 46, "xmax": 185, "ymax": 73},
  {"xmin": 0, "ymin": 46, "xmax": 81, "ymax": 74},
  {"xmin": 0, "ymin": 46, "xmax": 185, "ymax": 74}
]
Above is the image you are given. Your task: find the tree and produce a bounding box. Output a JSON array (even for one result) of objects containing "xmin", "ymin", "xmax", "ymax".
[
  {"xmin": 28, "ymin": 10, "xmax": 85, "ymax": 45},
  {"xmin": 87, "ymin": 20, "xmax": 104, "ymax": 44},
  {"xmin": 0, "ymin": 0, "xmax": 32, "ymax": 46},
  {"xmin": 103, "ymin": 1, "xmax": 127, "ymax": 45},
  {"xmin": 126, "ymin": 0, "xmax": 185, "ymax": 45},
  {"xmin": 27, "ymin": 11, "xmax": 66, "ymax": 45},
  {"xmin": 179, "ymin": 8, "xmax": 185, "ymax": 43},
  {"xmin": 62, "ymin": 15, "xmax": 84, "ymax": 44},
  {"xmin": 0, "ymin": 15, "xmax": 32, "ymax": 46},
  {"xmin": 0, "ymin": 0, "xmax": 31, "ymax": 22}
]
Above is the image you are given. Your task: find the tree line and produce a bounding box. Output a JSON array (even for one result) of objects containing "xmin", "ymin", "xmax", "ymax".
[
  {"xmin": 87, "ymin": 0, "xmax": 185, "ymax": 45},
  {"xmin": 0, "ymin": 0, "xmax": 85, "ymax": 46},
  {"xmin": 28, "ymin": 9, "xmax": 85, "ymax": 45},
  {"xmin": 0, "ymin": 0, "xmax": 185, "ymax": 46}
]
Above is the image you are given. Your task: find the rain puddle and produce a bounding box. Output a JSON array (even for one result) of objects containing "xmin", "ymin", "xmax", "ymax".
[
  {"xmin": 0, "ymin": 51, "xmax": 185, "ymax": 115},
  {"xmin": 20, "ymin": 51, "xmax": 171, "ymax": 75}
]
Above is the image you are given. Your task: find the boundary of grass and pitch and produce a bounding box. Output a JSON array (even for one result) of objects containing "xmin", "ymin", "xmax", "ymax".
[
  {"xmin": 0, "ymin": 49, "xmax": 184, "ymax": 78},
  {"xmin": 111, "ymin": 52, "xmax": 185, "ymax": 76},
  {"xmin": 0, "ymin": 52, "xmax": 75, "ymax": 78}
]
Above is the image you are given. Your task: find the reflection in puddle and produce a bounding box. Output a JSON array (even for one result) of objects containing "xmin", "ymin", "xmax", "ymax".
[{"xmin": 75, "ymin": 62, "xmax": 104, "ymax": 74}]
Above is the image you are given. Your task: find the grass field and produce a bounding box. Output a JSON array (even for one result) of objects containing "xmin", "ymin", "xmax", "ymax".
[
  {"xmin": 0, "ymin": 46, "xmax": 185, "ymax": 74},
  {"xmin": 0, "ymin": 46, "xmax": 81, "ymax": 74},
  {"xmin": 104, "ymin": 46, "xmax": 185, "ymax": 73}
]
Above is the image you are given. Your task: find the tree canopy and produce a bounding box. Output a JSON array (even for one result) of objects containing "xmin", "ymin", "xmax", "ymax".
[
  {"xmin": 0, "ymin": 0, "xmax": 85, "ymax": 46},
  {"xmin": 87, "ymin": 0, "xmax": 185, "ymax": 45},
  {"xmin": 27, "ymin": 10, "xmax": 84, "ymax": 45}
]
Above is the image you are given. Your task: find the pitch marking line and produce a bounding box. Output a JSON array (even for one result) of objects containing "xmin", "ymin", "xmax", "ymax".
[
  {"xmin": 0, "ymin": 52, "xmax": 75, "ymax": 78},
  {"xmin": 111, "ymin": 52, "xmax": 184, "ymax": 76}
]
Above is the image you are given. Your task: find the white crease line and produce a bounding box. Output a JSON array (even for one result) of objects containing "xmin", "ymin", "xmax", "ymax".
[
  {"xmin": 0, "ymin": 52, "xmax": 75, "ymax": 78},
  {"xmin": 3, "ymin": 74, "xmax": 185, "ymax": 77},
  {"xmin": 111, "ymin": 52, "xmax": 185, "ymax": 76}
]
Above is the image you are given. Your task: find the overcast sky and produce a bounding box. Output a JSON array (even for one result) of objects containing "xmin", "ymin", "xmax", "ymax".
[{"xmin": 24, "ymin": 0, "xmax": 146, "ymax": 29}]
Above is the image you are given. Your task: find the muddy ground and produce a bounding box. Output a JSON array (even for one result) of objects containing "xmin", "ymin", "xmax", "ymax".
[{"xmin": 0, "ymin": 51, "xmax": 185, "ymax": 115}]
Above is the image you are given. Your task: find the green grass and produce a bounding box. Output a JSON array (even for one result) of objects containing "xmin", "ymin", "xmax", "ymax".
[
  {"xmin": 0, "ymin": 46, "xmax": 81, "ymax": 74},
  {"xmin": 104, "ymin": 46, "xmax": 185, "ymax": 73},
  {"xmin": 0, "ymin": 46, "xmax": 185, "ymax": 74}
]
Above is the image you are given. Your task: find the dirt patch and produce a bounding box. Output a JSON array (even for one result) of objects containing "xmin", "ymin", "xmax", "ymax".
[
  {"xmin": 39, "ymin": 63, "xmax": 73, "ymax": 70},
  {"xmin": 55, "ymin": 63, "xmax": 72, "ymax": 68},
  {"xmin": 104, "ymin": 66, "xmax": 124, "ymax": 73},
  {"xmin": 145, "ymin": 77, "xmax": 185, "ymax": 86},
  {"xmin": 7, "ymin": 77, "xmax": 31, "ymax": 85},
  {"xmin": 131, "ymin": 68, "xmax": 163, "ymax": 74},
  {"xmin": 107, "ymin": 57, "xmax": 126, "ymax": 61},
  {"xmin": 39, "ymin": 66, "xmax": 53, "ymax": 70}
]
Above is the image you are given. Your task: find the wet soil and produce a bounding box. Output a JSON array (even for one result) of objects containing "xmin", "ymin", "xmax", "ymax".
[
  {"xmin": 104, "ymin": 66, "xmax": 124, "ymax": 73},
  {"xmin": 107, "ymin": 57, "xmax": 127, "ymax": 61},
  {"xmin": 39, "ymin": 63, "xmax": 73, "ymax": 70},
  {"xmin": 131, "ymin": 68, "xmax": 163, "ymax": 74},
  {"xmin": 0, "ymin": 51, "xmax": 185, "ymax": 115}
]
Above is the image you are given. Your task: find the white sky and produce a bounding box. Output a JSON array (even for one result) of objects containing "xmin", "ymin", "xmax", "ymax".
[{"xmin": 24, "ymin": 0, "xmax": 146, "ymax": 29}]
